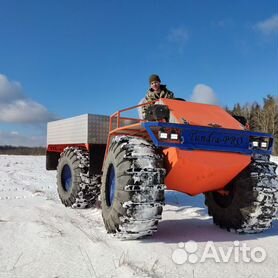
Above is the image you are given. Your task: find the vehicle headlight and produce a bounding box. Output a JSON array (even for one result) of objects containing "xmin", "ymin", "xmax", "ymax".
[
  {"xmin": 159, "ymin": 131, "xmax": 168, "ymax": 139},
  {"xmin": 252, "ymin": 141, "xmax": 259, "ymax": 147},
  {"xmin": 260, "ymin": 141, "xmax": 268, "ymax": 148},
  {"xmin": 170, "ymin": 133, "xmax": 179, "ymax": 140},
  {"xmin": 250, "ymin": 136, "xmax": 271, "ymax": 150}
]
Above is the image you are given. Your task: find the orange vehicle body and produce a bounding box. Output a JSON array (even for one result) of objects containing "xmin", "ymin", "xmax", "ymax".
[
  {"xmin": 163, "ymin": 148, "xmax": 250, "ymax": 195},
  {"xmin": 158, "ymin": 99, "xmax": 250, "ymax": 195}
]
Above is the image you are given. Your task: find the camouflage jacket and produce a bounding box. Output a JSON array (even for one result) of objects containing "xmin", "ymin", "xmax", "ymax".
[
  {"xmin": 141, "ymin": 85, "xmax": 174, "ymax": 118},
  {"xmin": 144, "ymin": 85, "xmax": 174, "ymax": 102}
]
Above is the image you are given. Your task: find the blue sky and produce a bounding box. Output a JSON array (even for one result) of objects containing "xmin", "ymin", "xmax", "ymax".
[{"xmin": 0, "ymin": 0, "xmax": 277, "ymax": 146}]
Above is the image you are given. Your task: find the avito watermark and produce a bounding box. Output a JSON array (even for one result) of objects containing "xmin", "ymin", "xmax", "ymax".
[{"xmin": 172, "ymin": 240, "xmax": 267, "ymax": 264}]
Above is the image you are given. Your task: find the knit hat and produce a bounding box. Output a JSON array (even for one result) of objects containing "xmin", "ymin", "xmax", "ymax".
[{"xmin": 149, "ymin": 74, "xmax": 161, "ymax": 84}]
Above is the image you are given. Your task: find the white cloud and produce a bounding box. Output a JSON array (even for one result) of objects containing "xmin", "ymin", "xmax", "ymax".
[
  {"xmin": 0, "ymin": 74, "xmax": 56, "ymax": 124},
  {"xmin": 167, "ymin": 27, "xmax": 189, "ymax": 53},
  {"xmin": 0, "ymin": 75, "xmax": 23, "ymax": 102},
  {"xmin": 190, "ymin": 84, "xmax": 219, "ymax": 105},
  {"xmin": 255, "ymin": 14, "xmax": 278, "ymax": 35},
  {"xmin": 0, "ymin": 131, "xmax": 45, "ymax": 147}
]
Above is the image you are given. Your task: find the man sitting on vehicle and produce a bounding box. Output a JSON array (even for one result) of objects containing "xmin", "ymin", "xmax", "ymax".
[{"xmin": 140, "ymin": 74, "xmax": 175, "ymax": 119}]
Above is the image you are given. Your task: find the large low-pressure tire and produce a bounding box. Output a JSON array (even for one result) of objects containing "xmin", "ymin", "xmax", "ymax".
[
  {"xmin": 205, "ymin": 159, "xmax": 278, "ymax": 233},
  {"xmin": 101, "ymin": 136, "xmax": 166, "ymax": 239},
  {"xmin": 56, "ymin": 147, "xmax": 101, "ymax": 208}
]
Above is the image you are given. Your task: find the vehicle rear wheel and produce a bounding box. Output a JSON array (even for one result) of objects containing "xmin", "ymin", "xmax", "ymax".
[{"xmin": 57, "ymin": 147, "xmax": 101, "ymax": 208}]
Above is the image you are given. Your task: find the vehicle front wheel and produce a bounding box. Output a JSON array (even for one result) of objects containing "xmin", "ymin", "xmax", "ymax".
[
  {"xmin": 101, "ymin": 136, "xmax": 166, "ymax": 239},
  {"xmin": 205, "ymin": 159, "xmax": 278, "ymax": 233}
]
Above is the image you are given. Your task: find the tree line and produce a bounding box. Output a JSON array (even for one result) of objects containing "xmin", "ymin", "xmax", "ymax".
[
  {"xmin": 0, "ymin": 146, "xmax": 46, "ymax": 155},
  {"xmin": 226, "ymin": 94, "xmax": 278, "ymax": 155}
]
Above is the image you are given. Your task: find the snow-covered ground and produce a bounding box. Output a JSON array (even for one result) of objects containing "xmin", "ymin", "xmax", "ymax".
[{"xmin": 0, "ymin": 155, "xmax": 277, "ymax": 278}]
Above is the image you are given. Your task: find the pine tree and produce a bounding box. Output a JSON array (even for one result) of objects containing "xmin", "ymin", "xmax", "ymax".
[{"xmin": 227, "ymin": 95, "xmax": 278, "ymax": 155}]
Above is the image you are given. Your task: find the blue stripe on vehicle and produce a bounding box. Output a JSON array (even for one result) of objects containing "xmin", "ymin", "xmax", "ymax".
[{"xmin": 142, "ymin": 122, "xmax": 273, "ymax": 155}]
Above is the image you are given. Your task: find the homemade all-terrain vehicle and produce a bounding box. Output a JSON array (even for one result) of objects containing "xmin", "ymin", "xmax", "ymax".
[{"xmin": 46, "ymin": 99, "xmax": 278, "ymax": 239}]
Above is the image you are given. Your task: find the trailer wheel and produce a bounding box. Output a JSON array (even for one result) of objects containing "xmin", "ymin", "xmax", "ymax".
[
  {"xmin": 205, "ymin": 159, "xmax": 278, "ymax": 233},
  {"xmin": 101, "ymin": 136, "xmax": 166, "ymax": 239},
  {"xmin": 57, "ymin": 147, "xmax": 101, "ymax": 208}
]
